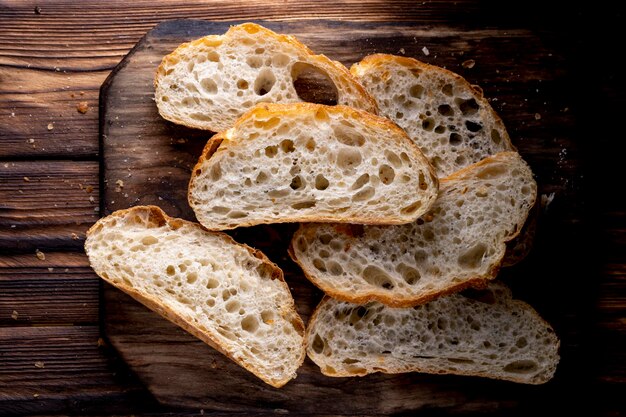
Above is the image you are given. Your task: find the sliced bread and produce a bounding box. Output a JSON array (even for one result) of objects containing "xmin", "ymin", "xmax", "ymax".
[
  {"xmin": 188, "ymin": 103, "xmax": 439, "ymax": 230},
  {"xmin": 306, "ymin": 282, "xmax": 559, "ymax": 384},
  {"xmin": 290, "ymin": 152, "xmax": 536, "ymax": 307},
  {"xmin": 155, "ymin": 23, "xmax": 378, "ymax": 132},
  {"xmin": 351, "ymin": 54, "xmax": 514, "ymax": 178},
  {"xmin": 84, "ymin": 205, "xmax": 305, "ymax": 388}
]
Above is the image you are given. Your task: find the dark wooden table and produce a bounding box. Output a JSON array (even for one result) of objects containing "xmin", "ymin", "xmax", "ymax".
[{"xmin": 1, "ymin": 1, "xmax": 624, "ymax": 415}]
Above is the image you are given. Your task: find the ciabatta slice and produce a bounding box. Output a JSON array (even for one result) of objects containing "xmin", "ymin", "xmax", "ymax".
[
  {"xmin": 306, "ymin": 282, "xmax": 559, "ymax": 384},
  {"xmin": 290, "ymin": 152, "xmax": 536, "ymax": 307},
  {"xmin": 188, "ymin": 103, "xmax": 439, "ymax": 230},
  {"xmin": 351, "ymin": 54, "xmax": 514, "ymax": 178},
  {"xmin": 85, "ymin": 205, "xmax": 305, "ymax": 388},
  {"xmin": 155, "ymin": 23, "xmax": 378, "ymax": 132}
]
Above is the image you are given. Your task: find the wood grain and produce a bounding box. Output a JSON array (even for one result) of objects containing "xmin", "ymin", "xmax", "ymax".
[
  {"xmin": 99, "ymin": 19, "xmax": 588, "ymax": 414},
  {"xmin": 0, "ymin": 326, "xmax": 151, "ymax": 415},
  {"xmin": 0, "ymin": 160, "xmax": 98, "ymax": 251},
  {"xmin": 0, "ymin": 252, "xmax": 98, "ymax": 325}
]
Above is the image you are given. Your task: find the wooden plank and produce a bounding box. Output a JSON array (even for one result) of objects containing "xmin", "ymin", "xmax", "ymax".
[
  {"xmin": 99, "ymin": 19, "xmax": 587, "ymax": 413},
  {"xmin": 0, "ymin": 68, "xmax": 107, "ymax": 159},
  {"xmin": 0, "ymin": 160, "xmax": 99, "ymax": 251},
  {"xmin": 0, "ymin": 326, "xmax": 151, "ymax": 415},
  {"xmin": 0, "ymin": 252, "xmax": 98, "ymax": 325}
]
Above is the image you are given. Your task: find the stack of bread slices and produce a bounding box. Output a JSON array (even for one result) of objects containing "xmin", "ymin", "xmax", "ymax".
[{"xmin": 85, "ymin": 23, "xmax": 559, "ymax": 388}]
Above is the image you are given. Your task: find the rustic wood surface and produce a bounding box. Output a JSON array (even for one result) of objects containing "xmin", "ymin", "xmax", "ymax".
[{"xmin": 0, "ymin": 1, "xmax": 624, "ymax": 416}]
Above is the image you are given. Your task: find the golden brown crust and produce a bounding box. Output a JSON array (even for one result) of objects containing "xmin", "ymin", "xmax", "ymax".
[
  {"xmin": 188, "ymin": 103, "xmax": 439, "ymax": 230},
  {"xmin": 155, "ymin": 23, "xmax": 378, "ymax": 131},
  {"xmin": 86, "ymin": 205, "xmax": 305, "ymax": 388},
  {"xmin": 351, "ymin": 53, "xmax": 516, "ymax": 154}
]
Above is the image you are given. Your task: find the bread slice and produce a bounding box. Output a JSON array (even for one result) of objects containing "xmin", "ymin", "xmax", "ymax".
[
  {"xmin": 351, "ymin": 54, "xmax": 514, "ymax": 178},
  {"xmin": 290, "ymin": 152, "xmax": 536, "ymax": 307},
  {"xmin": 84, "ymin": 205, "xmax": 305, "ymax": 388},
  {"xmin": 188, "ymin": 103, "xmax": 439, "ymax": 230},
  {"xmin": 306, "ymin": 282, "xmax": 559, "ymax": 384},
  {"xmin": 155, "ymin": 23, "xmax": 378, "ymax": 132}
]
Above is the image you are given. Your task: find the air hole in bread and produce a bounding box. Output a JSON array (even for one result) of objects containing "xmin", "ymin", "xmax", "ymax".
[
  {"xmin": 260, "ymin": 310, "xmax": 274, "ymax": 325},
  {"xmin": 313, "ymin": 258, "xmax": 326, "ymax": 272},
  {"xmin": 476, "ymin": 165, "xmax": 506, "ymax": 179},
  {"xmin": 328, "ymin": 261, "xmax": 343, "ymax": 276},
  {"xmin": 401, "ymin": 200, "xmax": 422, "ymax": 215},
  {"xmin": 313, "ymin": 174, "xmax": 329, "ymax": 191},
  {"xmin": 336, "ymin": 148, "xmax": 362, "ymax": 171},
  {"xmin": 434, "ymin": 125, "xmax": 445, "ymax": 134},
  {"xmin": 449, "ymin": 133, "xmax": 462, "ymax": 146},
  {"xmin": 333, "ymin": 125, "xmax": 366, "ymax": 147},
  {"xmin": 291, "ymin": 62, "xmax": 339, "ymax": 105},
  {"xmin": 305, "ymin": 137, "xmax": 316, "ymax": 151},
  {"xmin": 503, "ymin": 360, "xmax": 538, "ymax": 374},
  {"xmin": 418, "ymin": 172, "xmax": 428, "ymax": 190},
  {"xmin": 272, "ymin": 53, "xmax": 290, "ymax": 67},
  {"xmin": 362, "ymin": 265, "xmax": 394, "ymax": 290},
  {"xmin": 466, "ymin": 120, "xmax": 483, "ymax": 132},
  {"xmin": 457, "ymin": 98, "xmax": 479, "ymax": 116},
  {"xmin": 422, "ymin": 118, "xmax": 435, "ymax": 131},
  {"xmin": 225, "ymin": 299, "xmax": 241, "ymax": 313},
  {"xmin": 351, "ymin": 173, "xmax": 370, "ymax": 190},
  {"xmin": 289, "ymin": 175, "xmax": 305, "ymax": 190},
  {"xmin": 166, "ymin": 265, "xmax": 175, "ymax": 276},
  {"xmin": 264, "ymin": 145, "xmax": 278, "ymax": 157},
  {"xmin": 161, "ymin": 95, "xmax": 169, "ymax": 102},
  {"xmin": 312, "ymin": 334, "xmax": 325, "ymax": 354},
  {"xmin": 396, "ymin": 263, "xmax": 421, "ymax": 285},
  {"xmin": 352, "ymin": 186, "xmax": 375, "ymax": 202},
  {"xmin": 200, "ymin": 78, "xmax": 218, "ymax": 94},
  {"xmin": 254, "ymin": 68, "xmax": 276, "ymax": 95},
  {"xmin": 379, "ymin": 165, "xmax": 395, "ymax": 185},
  {"xmin": 237, "ymin": 79, "xmax": 249, "ymax": 90},
  {"xmin": 410, "ymin": 84, "xmax": 424, "ymax": 98},
  {"xmin": 491, "ymin": 129, "xmax": 502, "ymax": 144},
  {"xmin": 207, "ymin": 51, "xmax": 220, "ymax": 62},
  {"xmin": 228, "ymin": 211, "xmax": 248, "ymax": 219},
  {"xmin": 458, "ymin": 243, "xmax": 488, "ymax": 269},
  {"xmin": 241, "ymin": 315, "xmax": 259, "ymax": 333},
  {"xmin": 255, "ymin": 47, "xmax": 265, "ymax": 54},
  {"xmin": 292, "ymin": 201, "xmax": 316, "ymax": 210},
  {"xmin": 246, "ymin": 56, "xmax": 263, "ymax": 68},
  {"xmin": 442, "ymin": 83, "xmax": 454, "ymax": 96},
  {"xmin": 280, "ymin": 139, "xmax": 295, "ymax": 153},
  {"xmin": 438, "ymin": 104, "xmax": 454, "ymax": 116},
  {"xmin": 384, "ymin": 150, "xmax": 402, "ymax": 168},
  {"xmin": 141, "ymin": 236, "xmax": 158, "ymax": 245}
]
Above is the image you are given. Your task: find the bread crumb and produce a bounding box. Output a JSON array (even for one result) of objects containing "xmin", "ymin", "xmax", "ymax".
[
  {"xmin": 398, "ymin": 48, "xmax": 405, "ymax": 55},
  {"xmin": 97, "ymin": 337, "xmax": 106, "ymax": 347},
  {"xmin": 33, "ymin": 393, "xmax": 39, "ymax": 398},
  {"xmin": 115, "ymin": 179, "xmax": 124, "ymax": 193},
  {"xmin": 89, "ymin": 196, "xmax": 96, "ymax": 203},
  {"xmin": 77, "ymin": 101, "xmax": 89, "ymax": 114},
  {"xmin": 541, "ymin": 192, "xmax": 555, "ymax": 210},
  {"xmin": 48, "ymin": 267, "xmax": 54, "ymax": 272},
  {"xmin": 23, "ymin": 176, "xmax": 30, "ymax": 182},
  {"xmin": 422, "ymin": 46, "xmax": 430, "ymax": 56},
  {"xmin": 94, "ymin": 206, "xmax": 100, "ymax": 213},
  {"xmin": 80, "ymin": 91, "xmax": 85, "ymax": 96},
  {"xmin": 34, "ymin": 361, "xmax": 45, "ymax": 369},
  {"xmin": 35, "ymin": 249, "xmax": 45, "ymax": 260},
  {"xmin": 47, "ymin": 123, "xmax": 54, "ymax": 130},
  {"xmin": 11, "ymin": 310, "xmax": 18, "ymax": 320},
  {"xmin": 85, "ymin": 185, "xmax": 94, "ymax": 193},
  {"xmin": 71, "ymin": 232, "xmax": 79, "ymax": 240},
  {"xmin": 534, "ymin": 113, "xmax": 541, "ymax": 120},
  {"xmin": 462, "ymin": 59, "xmax": 476, "ymax": 69},
  {"xmin": 28, "ymin": 138, "xmax": 35, "ymax": 144}
]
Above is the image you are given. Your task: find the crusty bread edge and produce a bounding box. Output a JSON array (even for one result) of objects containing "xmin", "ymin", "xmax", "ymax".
[
  {"xmin": 85, "ymin": 205, "xmax": 306, "ymax": 388},
  {"xmin": 305, "ymin": 293, "xmax": 560, "ymax": 384},
  {"xmin": 289, "ymin": 152, "xmax": 536, "ymax": 307},
  {"xmin": 187, "ymin": 103, "xmax": 439, "ymax": 230},
  {"xmin": 154, "ymin": 22, "xmax": 379, "ymax": 131},
  {"xmin": 350, "ymin": 53, "xmax": 516, "ymax": 154}
]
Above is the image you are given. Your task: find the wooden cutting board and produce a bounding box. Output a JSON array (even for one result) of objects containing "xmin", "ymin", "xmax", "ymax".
[{"xmin": 99, "ymin": 19, "xmax": 581, "ymax": 413}]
